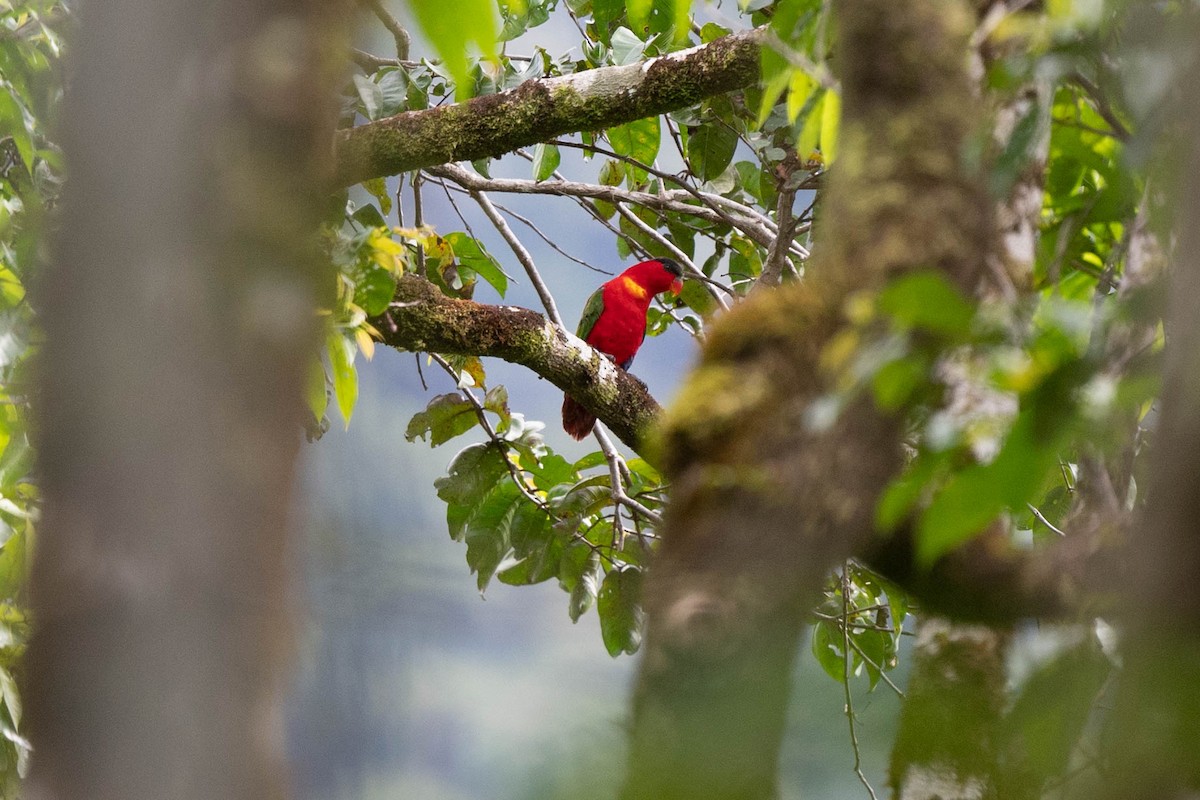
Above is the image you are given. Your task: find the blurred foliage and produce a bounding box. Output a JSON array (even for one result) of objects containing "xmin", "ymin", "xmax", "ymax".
[{"xmin": 0, "ymin": 0, "xmax": 66, "ymax": 792}]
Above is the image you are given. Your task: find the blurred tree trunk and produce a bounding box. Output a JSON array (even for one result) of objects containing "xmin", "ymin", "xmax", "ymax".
[
  {"xmin": 24, "ymin": 2, "xmax": 344, "ymax": 799},
  {"xmin": 1103, "ymin": 35, "xmax": 1200, "ymax": 800},
  {"xmin": 621, "ymin": 0, "xmax": 993, "ymax": 796},
  {"xmin": 889, "ymin": 621, "xmax": 1011, "ymax": 800}
]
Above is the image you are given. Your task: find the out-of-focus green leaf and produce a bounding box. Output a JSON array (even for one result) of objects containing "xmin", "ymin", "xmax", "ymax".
[
  {"xmin": 408, "ymin": 0, "xmax": 498, "ymax": 98},
  {"xmin": 598, "ymin": 567, "xmax": 643, "ymax": 655},
  {"xmin": 305, "ymin": 357, "xmax": 328, "ymax": 423},
  {"xmin": 819, "ymin": 88, "xmax": 840, "ymax": 164},
  {"xmin": 810, "ymin": 621, "xmax": 846, "ymax": 683},
  {"xmin": 879, "ymin": 271, "xmax": 975, "ymax": 339}
]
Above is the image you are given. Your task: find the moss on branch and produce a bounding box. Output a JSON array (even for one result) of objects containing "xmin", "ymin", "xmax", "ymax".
[
  {"xmin": 334, "ymin": 28, "xmax": 764, "ymax": 187},
  {"xmin": 377, "ymin": 274, "xmax": 662, "ymax": 457}
]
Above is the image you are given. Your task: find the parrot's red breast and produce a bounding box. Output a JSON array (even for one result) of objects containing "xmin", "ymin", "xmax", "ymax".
[{"xmin": 562, "ymin": 258, "xmax": 684, "ymax": 439}]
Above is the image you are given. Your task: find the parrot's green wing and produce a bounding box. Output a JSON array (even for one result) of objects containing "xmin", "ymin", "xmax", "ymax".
[{"xmin": 575, "ymin": 287, "xmax": 606, "ymax": 340}]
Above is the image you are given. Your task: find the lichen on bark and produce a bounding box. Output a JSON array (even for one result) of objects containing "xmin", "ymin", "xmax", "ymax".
[{"xmin": 333, "ymin": 28, "xmax": 764, "ymax": 187}]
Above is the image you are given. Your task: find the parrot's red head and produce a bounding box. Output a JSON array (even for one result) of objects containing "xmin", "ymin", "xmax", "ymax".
[{"xmin": 625, "ymin": 257, "xmax": 684, "ymax": 297}]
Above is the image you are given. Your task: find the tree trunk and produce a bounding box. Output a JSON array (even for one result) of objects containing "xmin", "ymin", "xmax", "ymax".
[
  {"xmin": 621, "ymin": 0, "xmax": 994, "ymax": 796},
  {"xmin": 24, "ymin": 2, "xmax": 344, "ymax": 798}
]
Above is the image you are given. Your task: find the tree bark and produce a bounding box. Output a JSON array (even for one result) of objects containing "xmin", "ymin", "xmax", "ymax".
[
  {"xmin": 24, "ymin": 2, "xmax": 344, "ymax": 799},
  {"xmin": 334, "ymin": 28, "xmax": 764, "ymax": 186},
  {"xmin": 1101, "ymin": 37, "xmax": 1200, "ymax": 799},
  {"xmin": 889, "ymin": 620, "xmax": 1009, "ymax": 800},
  {"xmin": 621, "ymin": 0, "xmax": 994, "ymax": 796}
]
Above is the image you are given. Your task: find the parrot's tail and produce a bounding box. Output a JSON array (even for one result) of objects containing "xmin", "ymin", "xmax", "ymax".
[{"xmin": 562, "ymin": 394, "xmax": 596, "ymax": 440}]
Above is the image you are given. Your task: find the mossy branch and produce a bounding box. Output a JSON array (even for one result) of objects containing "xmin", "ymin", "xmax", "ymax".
[
  {"xmin": 334, "ymin": 28, "xmax": 764, "ymax": 187},
  {"xmin": 377, "ymin": 274, "xmax": 662, "ymax": 458}
]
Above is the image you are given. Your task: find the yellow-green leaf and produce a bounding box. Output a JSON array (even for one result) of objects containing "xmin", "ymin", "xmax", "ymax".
[
  {"xmin": 820, "ymin": 89, "xmax": 841, "ymax": 165},
  {"xmin": 327, "ymin": 333, "xmax": 358, "ymax": 428}
]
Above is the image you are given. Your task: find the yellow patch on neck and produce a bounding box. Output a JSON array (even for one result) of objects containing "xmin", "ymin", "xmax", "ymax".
[{"xmin": 621, "ymin": 276, "xmax": 650, "ymax": 299}]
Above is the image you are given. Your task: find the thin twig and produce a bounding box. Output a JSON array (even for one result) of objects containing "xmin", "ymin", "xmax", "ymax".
[
  {"xmin": 1025, "ymin": 502, "xmax": 1067, "ymax": 537},
  {"xmin": 755, "ymin": 177, "xmax": 800, "ymax": 292},
  {"xmin": 842, "ymin": 564, "xmax": 881, "ymax": 800},
  {"xmin": 1068, "ymin": 72, "xmax": 1131, "ymax": 143},
  {"xmin": 490, "ymin": 200, "xmax": 613, "ymax": 275},
  {"xmin": 359, "ymin": 0, "xmax": 412, "ymax": 60},
  {"xmin": 594, "ymin": 425, "xmax": 663, "ymax": 531},
  {"xmin": 413, "ymin": 172, "xmax": 426, "ymax": 274},
  {"xmin": 469, "ymin": 189, "xmax": 563, "ymax": 325}
]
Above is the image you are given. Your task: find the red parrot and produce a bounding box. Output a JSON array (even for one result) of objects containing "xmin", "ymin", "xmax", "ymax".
[{"xmin": 562, "ymin": 257, "xmax": 684, "ymax": 439}]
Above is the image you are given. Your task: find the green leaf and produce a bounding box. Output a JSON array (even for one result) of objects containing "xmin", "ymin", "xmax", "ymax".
[
  {"xmin": 679, "ymin": 277, "xmax": 718, "ymax": 317},
  {"xmin": 326, "ymin": 333, "xmax": 358, "ymax": 428},
  {"xmin": 0, "ymin": 667, "xmax": 18, "ymax": 731},
  {"xmin": 819, "ymin": 89, "xmax": 840, "ymax": 164},
  {"xmin": 871, "ymin": 353, "xmax": 929, "ymax": 411},
  {"xmin": 786, "ymin": 70, "xmax": 815, "ymax": 123},
  {"xmin": 362, "ymin": 178, "xmax": 393, "ymax": 216},
  {"xmin": 626, "ymin": 0, "xmax": 652, "ymax": 31},
  {"xmin": 436, "ymin": 443, "xmax": 511, "ymax": 539},
  {"xmin": 700, "ymin": 21, "xmax": 730, "ymax": 43},
  {"xmin": 532, "ymin": 142, "xmax": 561, "ymax": 182},
  {"xmin": 464, "ymin": 481, "xmax": 521, "ymax": 591},
  {"xmin": 810, "ymin": 621, "xmax": 846, "ymax": 683},
  {"xmin": 568, "ymin": 550, "xmax": 601, "ymax": 621},
  {"xmin": 592, "ymin": 0, "xmax": 624, "ymax": 42},
  {"xmin": 610, "ymin": 26, "xmax": 645, "ymax": 64},
  {"xmin": 351, "ymin": 203, "xmax": 387, "ymax": 229},
  {"xmin": 598, "ymin": 567, "xmax": 643, "ymax": 655},
  {"xmin": 483, "ymin": 385, "xmax": 512, "ymax": 432},
  {"xmin": 405, "ymin": 393, "xmax": 481, "ymax": 446},
  {"xmin": 879, "ymin": 271, "xmax": 975, "ymax": 339},
  {"xmin": 355, "ymin": 265, "xmax": 397, "ymax": 316},
  {"xmin": 445, "ymin": 232, "xmax": 508, "ymax": 296},
  {"xmin": 607, "ymin": 116, "xmax": 660, "ymax": 183},
  {"xmin": 305, "ymin": 356, "xmax": 328, "ymax": 423},
  {"xmin": 687, "ymin": 122, "xmax": 737, "ymax": 183},
  {"xmin": 875, "ymin": 451, "xmax": 944, "ymax": 532}
]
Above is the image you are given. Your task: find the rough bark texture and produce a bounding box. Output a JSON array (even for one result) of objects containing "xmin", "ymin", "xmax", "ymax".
[
  {"xmin": 334, "ymin": 28, "xmax": 764, "ymax": 186},
  {"xmin": 24, "ymin": 2, "xmax": 344, "ymax": 799},
  {"xmin": 376, "ymin": 274, "xmax": 662, "ymax": 456},
  {"xmin": 620, "ymin": 0, "xmax": 993, "ymax": 797},
  {"xmin": 889, "ymin": 620, "xmax": 1010, "ymax": 800}
]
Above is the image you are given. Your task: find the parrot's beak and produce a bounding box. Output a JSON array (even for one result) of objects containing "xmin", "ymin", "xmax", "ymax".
[{"xmin": 670, "ymin": 278, "xmax": 683, "ymax": 296}]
